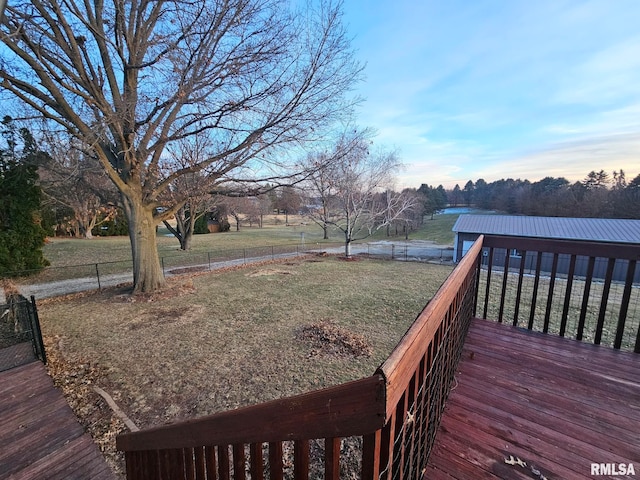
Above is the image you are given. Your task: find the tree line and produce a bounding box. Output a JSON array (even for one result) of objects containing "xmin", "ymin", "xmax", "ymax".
[
  {"xmin": 1, "ymin": 119, "xmax": 420, "ymax": 274},
  {"xmin": 444, "ymin": 171, "xmax": 640, "ymax": 218}
]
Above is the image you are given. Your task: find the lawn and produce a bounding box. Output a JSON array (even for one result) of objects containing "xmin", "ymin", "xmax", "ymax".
[
  {"xmin": 42, "ymin": 214, "xmax": 331, "ymax": 268},
  {"xmin": 9, "ymin": 213, "xmax": 458, "ymax": 286},
  {"xmin": 40, "ymin": 212, "xmax": 461, "ymax": 270},
  {"xmin": 38, "ymin": 256, "xmax": 454, "ymax": 476}
]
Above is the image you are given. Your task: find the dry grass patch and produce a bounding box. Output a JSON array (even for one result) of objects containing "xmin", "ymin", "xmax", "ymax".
[
  {"xmin": 38, "ymin": 257, "xmax": 453, "ymax": 477},
  {"xmin": 297, "ymin": 320, "xmax": 372, "ymax": 358}
]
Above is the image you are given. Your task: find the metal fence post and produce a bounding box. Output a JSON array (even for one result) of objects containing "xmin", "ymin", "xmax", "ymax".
[
  {"xmin": 95, "ymin": 263, "xmax": 102, "ymax": 290},
  {"xmin": 161, "ymin": 257, "xmax": 165, "ymax": 274},
  {"xmin": 29, "ymin": 296, "xmax": 47, "ymax": 364},
  {"xmin": 208, "ymin": 252, "xmax": 211, "ymax": 271}
]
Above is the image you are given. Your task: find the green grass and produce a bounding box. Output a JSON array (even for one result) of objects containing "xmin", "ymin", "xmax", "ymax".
[
  {"xmin": 44, "ymin": 215, "xmax": 331, "ymax": 268},
  {"xmin": 12, "ymin": 212, "xmax": 463, "ymax": 285},
  {"xmin": 405, "ymin": 213, "xmax": 459, "ymax": 244}
]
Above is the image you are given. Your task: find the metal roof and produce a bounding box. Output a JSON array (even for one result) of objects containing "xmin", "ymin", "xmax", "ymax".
[{"xmin": 452, "ymin": 215, "xmax": 640, "ymax": 244}]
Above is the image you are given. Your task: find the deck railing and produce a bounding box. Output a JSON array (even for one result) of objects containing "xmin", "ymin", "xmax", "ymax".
[
  {"xmin": 477, "ymin": 235, "xmax": 640, "ymax": 352},
  {"xmin": 115, "ymin": 237, "xmax": 483, "ymax": 479},
  {"xmin": 115, "ymin": 235, "xmax": 640, "ymax": 478}
]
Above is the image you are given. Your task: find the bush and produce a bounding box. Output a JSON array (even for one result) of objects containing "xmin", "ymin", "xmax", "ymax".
[
  {"xmin": 194, "ymin": 214, "xmax": 209, "ymax": 234},
  {"xmin": 92, "ymin": 210, "xmax": 129, "ymax": 236},
  {"xmin": 0, "ymin": 161, "xmax": 49, "ymax": 274},
  {"xmin": 0, "ymin": 119, "xmax": 49, "ymax": 274}
]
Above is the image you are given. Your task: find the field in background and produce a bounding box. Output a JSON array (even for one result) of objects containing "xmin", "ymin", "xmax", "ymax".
[{"xmin": 41, "ymin": 212, "xmax": 462, "ymax": 270}]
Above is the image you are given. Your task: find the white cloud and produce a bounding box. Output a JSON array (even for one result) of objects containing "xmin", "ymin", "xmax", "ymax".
[
  {"xmin": 553, "ymin": 36, "xmax": 640, "ymax": 106},
  {"xmin": 478, "ymin": 132, "xmax": 640, "ymax": 183},
  {"xmin": 343, "ymin": 0, "xmax": 640, "ymax": 190}
]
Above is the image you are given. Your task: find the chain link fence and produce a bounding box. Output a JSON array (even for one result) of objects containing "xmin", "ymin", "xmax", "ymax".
[{"xmin": 2, "ymin": 241, "xmax": 454, "ymax": 300}]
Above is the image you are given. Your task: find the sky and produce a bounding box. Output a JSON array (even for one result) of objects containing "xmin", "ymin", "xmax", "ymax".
[{"xmin": 341, "ymin": 0, "xmax": 640, "ymax": 189}]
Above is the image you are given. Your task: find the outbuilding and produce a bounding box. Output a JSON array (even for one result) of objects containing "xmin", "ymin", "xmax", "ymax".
[{"xmin": 452, "ymin": 214, "xmax": 640, "ymax": 281}]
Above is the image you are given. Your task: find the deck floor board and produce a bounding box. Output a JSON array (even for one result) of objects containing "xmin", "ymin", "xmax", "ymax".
[
  {"xmin": 0, "ymin": 360, "xmax": 117, "ymax": 480},
  {"xmin": 425, "ymin": 318, "xmax": 640, "ymax": 480}
]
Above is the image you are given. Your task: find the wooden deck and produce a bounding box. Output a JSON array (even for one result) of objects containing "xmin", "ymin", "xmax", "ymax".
[
  {"xmin": 425, "ymin": 318, "xmax": 640, "ymax": 479},
  {"xmin": 0, "ymin": 360, "xmax": 117, "ymax": 480}
]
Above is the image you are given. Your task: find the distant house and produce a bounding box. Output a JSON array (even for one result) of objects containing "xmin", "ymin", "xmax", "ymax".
[{"xmin": 452, "ymin": 214, "xmax": 640, "ymax": 281}]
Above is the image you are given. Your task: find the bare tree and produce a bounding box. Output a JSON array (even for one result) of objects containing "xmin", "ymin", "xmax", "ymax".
[
  {"xmin": 276, "ymin": 186, "xmax": 302, "ymax": 225},
  {"xmin": 300, "ymin": 132, "xmax": 370, "ymax": 239},
  {"xmin": 38, "ymin": 136, "xmax": 118, "ymax": 238},
  {"xmin": 160, "ymin": 135, "xmax": 221, "ymax": 250},
  {"xmin": 304, "ymin": 132, "xmax": 409, "ymax": 257},
  {"xmin": 222, "ymin": 196, "xmax": 256, "ymax": 231},
  {"xmin": 163, "ymin": 194, "xmax": 218, "ymax": 250},
  {"xmin": 256, "ymin": 194, "xmax": 272, "ymax": 228},
  {"xmin": 1, "ymin": 0, "xmax": 362, "ymax": 292},
  {"xmin": 379, "ymin": 188, "xmax": 421, "ymax": 239},
  {"xmin": 303, "ymin": 152, "xmax": 334, "ymax": 239},
  {"xmin": 392, "ymin": 188, "xmax": 424, "ymax": 239}
]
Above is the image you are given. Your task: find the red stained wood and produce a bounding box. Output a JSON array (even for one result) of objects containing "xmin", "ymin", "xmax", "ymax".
[
  {"xmin": 114, "ymin": 235, "xmax": 639, "ymax": 479},
  {"xmin": 324, "ymin": 437, "xmax": 341, "ymax": 480},
  {"xmin": 379, "ymin": 236, "xmax": 482, "ymax": 416},
  {"xmin": 426, "ymin": 319, "xmax": 640, "ymax": 479},
  {"xmin": 217, "ymin": 445, "xmax": 230, "ymax": 480},
  {"xmin": 268, "ymin": 442, "xmax": 283, "ymax": 480},
  {"xmin": 482, "ymin": 235, "xmax": 640, "ymax": 260},
  {"xmin": 361, "ymin": 430, "xmax": 382, "ymax": 479},
  {"xmin": 232, "ymin": 444, "xmax": 245, "ymax": 480},
  {"xmin": 0, "ymin": 361, "xmax": 116, "ymax": 479},
  {"xmin": 117, "ymin": 375, "xmax": 385, "ymax": 451},
  {"xmin": 194, "ymin": 446, "xmax": 206, "ymax": 480},
  {"xmin": 293, "ymin": 440, "xmax": 309, "ymax": 480},
  {"xmin": 204, "ymin": 446, "xmax": 217, "ymax": 480},
  {"xmin": 249, "ymin": 443, "xmax": 263, "ymax": 480}
]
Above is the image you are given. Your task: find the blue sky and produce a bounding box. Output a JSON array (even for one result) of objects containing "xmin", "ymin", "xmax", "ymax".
[{"xmin": 341, "ymin": 0, "xmax": 640, "ymax": 189}]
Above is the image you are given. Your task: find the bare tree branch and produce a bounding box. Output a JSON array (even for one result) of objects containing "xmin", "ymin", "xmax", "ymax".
[{"xmin": 1, "ymin": 0, "xmax": 362, "ymax": 292}]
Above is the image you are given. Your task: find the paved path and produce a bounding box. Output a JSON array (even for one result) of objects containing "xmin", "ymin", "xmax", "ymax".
[
  {"xmin": 17, "ymin": 252, "xmax": 304, "ymax": 300},
  {"xmin": 13, "ymin": 241, "xmax": 453, "ymax": 301}
]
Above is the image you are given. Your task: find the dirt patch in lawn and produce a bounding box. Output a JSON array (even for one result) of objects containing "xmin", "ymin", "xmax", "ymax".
[{"xmin": 246, "ymin": 268, "xmax": 296, "ymax": 277}]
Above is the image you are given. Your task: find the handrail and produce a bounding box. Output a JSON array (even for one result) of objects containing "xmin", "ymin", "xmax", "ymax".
[
  {"xmin": 482, "ymin": 235, "xmax": 640, "ymax": 260},
  {"xmin": 377, "ymin": 235, "xmax": 483, "ymax": 416},
  {"xmin": 115, "ymin": 233, "xmax": 640, "ymax": 478},
  {"xmin": 116, "ymin": 375, "xmax": 386, "ymax": 451},
  {"xmin": 361, "ymin": 235, "xmax": 482, "ymax": 479},
  {"xmin": 478, "ymin": 235, "xmax": 640, "ymax": 352}
]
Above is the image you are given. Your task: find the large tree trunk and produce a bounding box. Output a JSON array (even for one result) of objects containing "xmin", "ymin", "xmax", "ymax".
[{"xmin": 123, "ymin": 195, "xmax": 166, "ymax": 293}]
